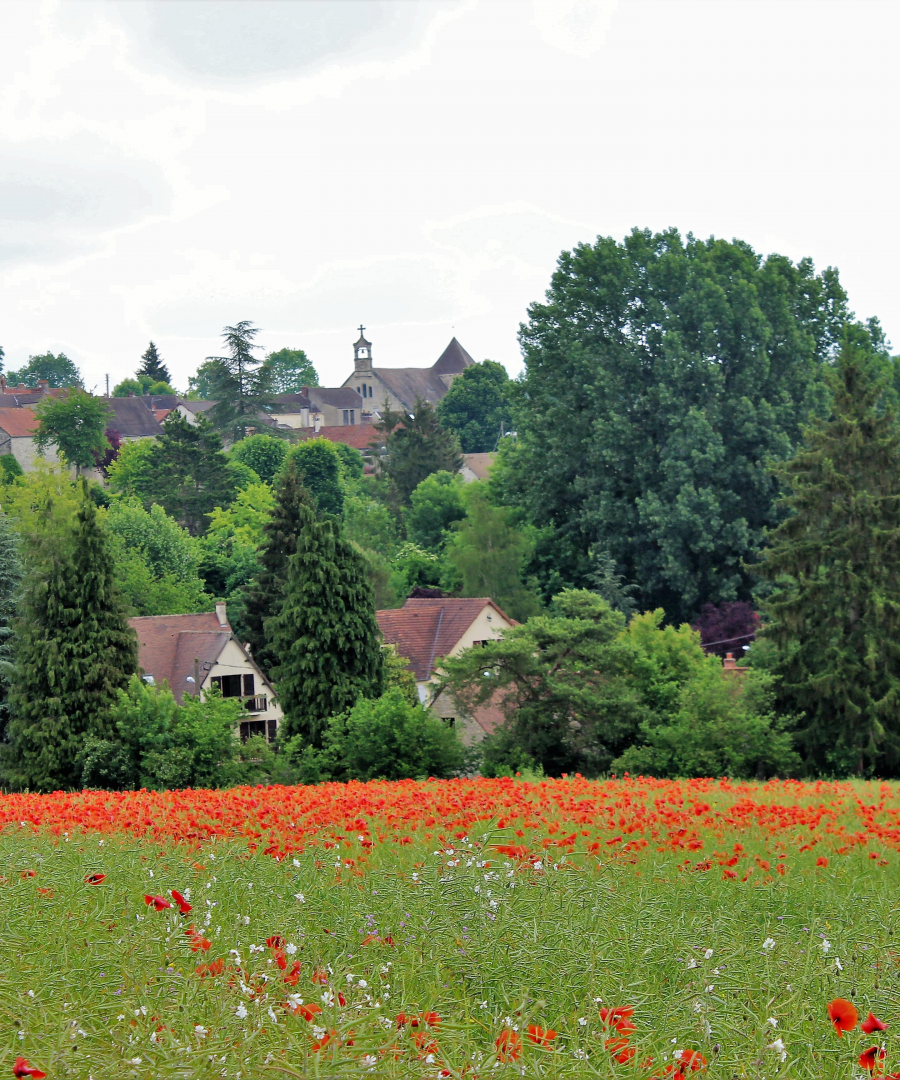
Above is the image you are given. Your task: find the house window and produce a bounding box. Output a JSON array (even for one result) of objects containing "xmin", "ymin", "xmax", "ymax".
[
  {"xmin": 239, "ymin": 720, "xmax": 267, "ymax": 742},
  {"xmin": 210, "ymin": 674, "xmax": 242, "ymax": 697},
  {"xmin": 343, "ymin": 410, "xmax": 349, "ymax": 424},
  {"xmin": 350, "ymin": 409, "xmax": 355, "ymax": 424},
  {"xmin": 243, "ymin": 674, "xmax": 255, "ymax": 696},
  {"xmin": 472, "ymin": 639, "xmax": 489, "ymax": 648}
]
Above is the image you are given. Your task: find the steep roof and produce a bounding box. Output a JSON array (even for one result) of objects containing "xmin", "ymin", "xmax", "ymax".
[
  {"xmin": 376, "ymin": 596, "xmax": 511, "ymax": 681},
  {"xmin": 130, "ymin": 612, "xmax": 231, "ymax": 704},
  {"xmin": 431, "ymin": 337, "xmax": 475, "ymax": 376},
  {"xmin": 106, "ymin": 398, "xmax": 164, "ymax": 438},
  {"xmin": 293, "ymin": 423, "xmax": 383, "ymax": 451},
  {"xmin": 0, "ymin": 407, "xmax": 38, "ymax": 438},
  {"xmin": 461, "ymin": 452, "xmax": 496, "ymax": 481},
  {"xmin": 372, "ymin": 367, "xmax": 450, "ymax": 411}
]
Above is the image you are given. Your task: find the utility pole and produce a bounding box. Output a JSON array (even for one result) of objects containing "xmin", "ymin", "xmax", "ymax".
[{"xmin": 105, "ymin": 374, "xmax": 110, "ymax": 398}]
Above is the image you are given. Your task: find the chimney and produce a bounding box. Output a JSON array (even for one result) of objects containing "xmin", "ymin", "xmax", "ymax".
[
  {"xmin": 723, "ymin": 652, "xmax": 736, "ymax": 671},
  {"xmin": 0, "ymin": 376, "xmax": 6, "ymax": 393},
  {"xmin": 314, "ymin": 414, "xmax": 322, "ymax": 432},
  {"xmin": 37, "ymin": 379, "xmax": 49, "ymax": 392},
  {"xmin": 215, "ymin": 600, "xmax": 228, "ymax": 627}
]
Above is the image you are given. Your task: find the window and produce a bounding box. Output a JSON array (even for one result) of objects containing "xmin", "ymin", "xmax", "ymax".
[
  {"xmin": 472, "ymin": 639, "xmax": 490, "ymax": 648},
  {"xmin": 243, "ymin": 674, "xmax": 255, "ymax": 696},
  {"xmin": 350, "ymin": 410, "xmax": 355, "ymax": 424},
  {"xmin": 239, "ymin": 720, "xmax": 267, "ymax": 742},
  {"xmin": 210, "ymin": 674, "xmax": 242, "ymax": 697},
  {"xmin": 343, "ymin": 410, "xmax": 349, "ymax": 424}
]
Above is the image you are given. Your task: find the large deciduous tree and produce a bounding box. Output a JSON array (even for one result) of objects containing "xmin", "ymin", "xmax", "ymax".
[
  {"xmin": 437, "ymin": 359, "xmax": 512, "ymax": 453},
  {"xmin": 268, "ymin": 506, "xmax": 383, "ymax": 747},
  {"xmin": 262, "ymin": 347, "xmax": 319, "ymax": 393},
  {"xmin": 34, "ymin": 389, "xmax": 112, "ymax": 474},
  {"xmin": 6, "ymin": 352, "xmax": 82, "ymax": 389},
  {"xmin": 499, "ymin": 227, "xmax": 852, "ymax": 623},
  {"xmin": 3, "ymin": 484, "xmax": 138, "ymax": 791},
  {"xmin": 286, "ymin": 439, "xmax": 345, "ymax": 517},
  {"xmin": 755, "ymin": 329, "xmax": 900, "ymax": 776}
]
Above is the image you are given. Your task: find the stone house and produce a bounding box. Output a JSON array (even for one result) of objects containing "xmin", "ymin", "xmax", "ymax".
[{"xmin": 0, "ymin": 406, "xmax": 62, "ymax": 472}]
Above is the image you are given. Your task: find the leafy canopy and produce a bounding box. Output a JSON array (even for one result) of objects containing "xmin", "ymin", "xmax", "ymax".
[
  {"xmin": 407, "ymin": 470, "xmax": 466, "ymax": 551},
  {"xmin": 6, "ymin": 352, "xmax": 82, "ymax": 389},
  {"xmin": 437, "ymin": 359, "xmax": 512, "ymax": 453},
  {"xmin": 375, "ymin": 399, "xmax": 462, "ymax": 504},
  {"xmin": 34, "ymin": 389, "xmax": 113, "ymax": 473},
  {"xmin": 262, "ymin": 347, "xmax": 319, "ymax": 393},
  {"xmin": 230, "ymin": 434, "xmax": 287, "ymax": 484}
]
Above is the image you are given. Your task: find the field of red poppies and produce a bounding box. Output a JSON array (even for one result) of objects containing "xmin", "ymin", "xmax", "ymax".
[{"xmin": 2, "ymin": 775, "xmax": 900, "ymax": 1078}]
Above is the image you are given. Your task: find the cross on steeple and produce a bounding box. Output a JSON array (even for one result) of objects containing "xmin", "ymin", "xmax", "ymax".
[{"xmin": 358, "ymin": 324, "xmax": 365, "ymax": 336}]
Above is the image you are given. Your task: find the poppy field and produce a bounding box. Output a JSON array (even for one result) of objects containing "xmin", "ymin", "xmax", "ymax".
[{"xmin": 2, "ymin": 776, "xmax": 900, "ymax": 1079}]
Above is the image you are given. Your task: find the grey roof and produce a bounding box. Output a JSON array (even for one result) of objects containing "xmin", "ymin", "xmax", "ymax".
[
  {"xmin": 181, "ymin": 399, "xmax": 217, "ymax": 414},
  {"xmin": 106, "ymin": 398, "xmax": 164, "ymax": 438},
  {"xmin": 139, "ymin": 395, "xmax": 180, "ymax": 411},
  {"xmin": 0, "ymin": 393, "xmax": 45, "ymax": 408},
  {"xmin": 273, "ymin": 392, "xmax": 312, "ymax": 411},
  {"xmin": 307, "ymin": 386, "xmax": 365, "ymax": 409},
  {"xmin": 431, "ymin": 337, "xmax": 475, "ymax": 376},
  {"xmin": 372, "ymin": 368, "xmax": 450, "ymax": 411}
]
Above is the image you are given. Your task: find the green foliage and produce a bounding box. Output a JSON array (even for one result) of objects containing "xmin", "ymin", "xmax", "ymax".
[
  {"xmin": 111, "ymin": 378, "xmax": 144, "ymax": 397},
  {"xmin": 3, "ymin": 485, "xmax": 138, "ymax": 791},
  {"xmin": 268, "ymin": 506, "xmax": 384, "ymax": 746},
  {"xmin": 137, "ymin": 414, "xmax": 238, "ymax": 535},
  {"xmin": 343, "ymin": 490, "xmax": 401, "ymax": 562},
  {"xmin": 0, "ymin": 513, "xmax": 21, "ymax": 742},
  {"xmin": 106, "ymin": 439, "xmax": 156, "ymax": 497},
  {"xmin": 6, "ymin": 351, "xmax": 82, "ymax": 388},
  {"xmin": 332, "ymin": 441, "xmax": 365, "ymax": 481},
  {"xmin": 588, "ymin": 547, "xmax": 638, "ymax": 617},
  {"xmin": 229, "ymin": 434, "xmax": 287, "ymax": 484},
  {"xmin": 407, "ymin": 470, "xmax": 466, "ymax": 551},
  {"xmin": 391, "ymin": 542, "xmax": 443, "ymax": 596},
  {"xmin": 79, "ymin": 675, "xmax": 245, "ymax": 790},
  {"xmin": 112, "ymin": 374, "xmax": 176, "ymax": 397},
  {"xmin": 755, "ymin": 329, "xmax": 900, "ymax": 776},
  {"xmin": 34, "ymin": 389, "xmax": 112, "ymax": 472},
  {"xmin": 502, "ymin": 227, "xmax": 851, "ymax": 621},
  {"xmin": 187, "ymin": 360, "xmax": 219, "ymax": 400},
  {"xmin": 0, "ymin": 463, "xmax": 82, "ymax": 538},
  {"xmin": 286, "ymin": 438, "xmax": 344, "ymax": 517},
  {"xmin": 240, "ymin": 457, "xmax": 314, "ymax": 672},
  {"xmin": 262, "ymin": 347, "xmax": 319, "ymax": 393},
  {"xmin": 137, "ymin": 341, "xmax": 171, "ymax": 387},
  {"xmin": 441, "ymin": 590, "xmax": 643, "ymax": 777},
  {"xmin": 444, "ymin": 484, "xmax": 541, "ymax": 621},
  {"xmin": 205, "ymin": 321, "xmax": 277, "ymax": 441},
  {"xmin": 437, "ymin": 359, "xmax": 512, "ymax": 453},
  {"xmin": 316, "ymin": 688, "xmax": 463, "ymax": 782},
  {"xmin": 376, "ymin": 399, "xmax": 463, "ymax": 504},
  {"xmin": 0, "ymin": 455, "xmax": 22, "ymax": 481},
  {"xmin": 226, "ymin": 459, "xmax": 261, "ymax": 491},
  {"xmin": 102, "ymin": 499, "xmax": 210, "ymax": 616},
  {"xmin": 382, "ymin": 643, "xmax": 418, "ymax": 705}
]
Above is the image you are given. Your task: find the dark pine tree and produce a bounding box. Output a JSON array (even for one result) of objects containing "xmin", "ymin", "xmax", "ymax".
[
  {"xmin": 138, "ymin": 341, "xmax": 171, "ymax": 386},
  {"xmin": 756, "ymin": 328, "xmax": 900, "ymax": 776},
  {"xmin": 376, "ymin": 398, "xmax": 462, "ymax": 504},
  {"xmin": 241, "ymin": 455, "xmax": 314, "ymax": 674},
  {"xmin": 268, "ymin": 505, "xmax": 384, "ymax": 747},
  {"xmin": 0, "ymin": 512, "xmax": 21, "ymax": 746},
  {"xmin": 4, "ymin": 485, "xmax": 138, "ymax": 791}
]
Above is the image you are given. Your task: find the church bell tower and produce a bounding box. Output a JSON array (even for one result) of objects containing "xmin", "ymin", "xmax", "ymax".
[{"xmin": 354, "ymin": 325, "xmax": 373, "ymax": 372}]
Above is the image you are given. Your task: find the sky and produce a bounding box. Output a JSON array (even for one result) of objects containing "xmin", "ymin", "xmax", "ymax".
[{"xmin": 0, "ymin": 0, "xmax": 897, "ymax": 394}]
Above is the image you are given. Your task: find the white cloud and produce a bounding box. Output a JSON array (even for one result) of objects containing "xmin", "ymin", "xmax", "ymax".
[{"xmin": 532, "ymin": 0, "xmax": 619, "ymax": 58}]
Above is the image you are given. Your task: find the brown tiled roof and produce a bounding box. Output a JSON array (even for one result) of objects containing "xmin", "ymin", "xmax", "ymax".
[
  {"xmin": 431, "ymin": 337, "xmax": 475, "ymax": 376},
  {"xmin": 130, "ymin": 612, "xmax": 230, "ymax": 703},
  {"xmin": 0, "ymin": 407, "xmax": 39, "ymax": 438},
  {"xmin": 106, "ymin": 398, "xmax": 163, "ymax": 438},
  {"xmin": 293, "ymin": 423, "xmax": 383, "ymax": 451},
  {"xmin": 461, "ymin": 453, "xmax": 496, "ymax": 480},
  {"xmin": 376, "ymin": 596, "xmax": 511, "ymax": 681}
]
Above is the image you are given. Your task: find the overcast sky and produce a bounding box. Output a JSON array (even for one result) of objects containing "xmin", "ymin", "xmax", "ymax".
[{"xmin": 0, "ymin": 0, "xmax": 897, "ymax": 393}]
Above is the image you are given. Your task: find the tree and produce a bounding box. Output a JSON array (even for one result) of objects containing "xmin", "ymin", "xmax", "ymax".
[
  {"xmin": 139, "ymin": 414, "xmax": 238, "ymax": 535},
  {"xmin": 34, "ymin": 389, "xmax": 112, "ymax": 474},
  {"xmin": 437, "ymin": 360, "xmax": 513, "ymax": 453},
  {"xmin": 137, "ymin": 341, "xmax": 170, "ymax": 386},
  {"xmin": 501, "ymin": 227, "xmax": 852, "ymax": 622},
  {"xmin": 187, "ymin": 360, "xmax": 219, "ymax": 400},
  {"xmin": 205, "ymin": 321, "xmax": 277, "ymax": 441},
  {"xmin": 407, "ymin": 471, "xmax": 466, "ymax": 551},
  {"xmin": 382, "ymin": 643, "xmax": 418, "ymax": 705},
  {"xmin": 332, "ymin": 441, "xmax": 364, "ymax": 481},
  {"xmin": 317, "ymin": 688, "xmax": 463, "ymax": 781},
  {"xmin": 377, "ymin": 399, "xmax": 463, "ymax": 504},
  {"xmin": 240, "ymin": 457, "xmax": 314, "ymax": 673},
  {"xmin": 6, "ymin": 352, "xmax": 82, "ymax": 388},
  {"xmin": 106, "ymin": 439, "xmax": 156, "ymax": 498},
  {"xmin": 262, "ymin": 347, "xmax": 319, "ymax": 393},
  {"xmin": 112, "ymin": 374, "xmax": 176, "ymax": 397},
  {"xmin": 444, "ymin": 484, "xmax": 541, "ymax": 622},
  {"xmin": 268, "ymin": 506, "xmax": 384, "ymax": 747},
  {"xmin": 0, "ymin": 513, "xmax": 21, "ymax": 744},
  {"xmin": 588, "ymin": 547, "xmax": 638, "ymax": 617},
  {"xmin": 230, "ymin": 434, "xmax": 287, "ymax": 484},
  {"xmin": 755, "ymin": 329, "xmax": 900, "ymax": 776},
  {"xmin": 3, "ymin": 484, "xmax": 138, "ymax": 791},
  {"xmin": 692, "ymin": 601, "xmax": 759, "ymax": 658},
  {"xmin": 439, "ymin": 590, "xmax": 643, "ymax": 777},
  {"xmin": 286, "ymin": 439, "xmax": 344, "ymax": 517}
]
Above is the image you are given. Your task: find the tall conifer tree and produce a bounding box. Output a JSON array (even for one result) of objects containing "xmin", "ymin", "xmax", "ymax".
[
  {"xmin": 756, "ymin": 328, "xmax": 900, "ymax": 776},
  {"xmin": 268, "ymin": 506, "xmax": 383, "ymax": 746},
  {"xmin": 138, "ymin": 341, "xmax": 170, "ymax": 386},
  {"xmin": 0, "ymin": 513, "xmax": 21, "ymax": 745},
  {"xmin": 241, "ymin": 456, "xmax": 313, "ymax": 673},
  {"xmin": 4, "ymin": 485, "xmax": 138, "ymax": 791}
]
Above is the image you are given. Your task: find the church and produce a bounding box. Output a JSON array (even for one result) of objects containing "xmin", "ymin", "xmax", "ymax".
[{"xmin": 342, "ymin": 326, "xmax": 475, "ymax": 414}]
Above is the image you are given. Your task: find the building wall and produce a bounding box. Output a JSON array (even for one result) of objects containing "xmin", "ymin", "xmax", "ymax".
[
  {"xmin": 2, "ymin": 437, "xmax": 62, "ymax": 473},
  {"xmin": 200, "ymin": 637, "xmax": 283, "ymax": 733},
  {"xmin": 343, "ymin": 371, "xmax": 387, "ymax": 413}
]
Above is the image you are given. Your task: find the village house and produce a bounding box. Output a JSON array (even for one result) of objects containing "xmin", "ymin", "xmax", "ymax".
[
  {"xmin": 105, "ymin": 397, "xmax": 165, "ymax": 441},
  {"xmin": 342, "ymin": 327, "xmax": 475, "ymax": 413},
  {"xmin": 459, "ymin": 452, "xmax": 496, "ymax": 483},
  {"xmin": 376, "ymin": 595, "xmax": 514, "ymax": 744},
  {"xmin": 129, "ymin": 603, "xmax": 282, "ymax": 742}
]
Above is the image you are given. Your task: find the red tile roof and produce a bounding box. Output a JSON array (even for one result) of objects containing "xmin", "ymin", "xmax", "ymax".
[
  {"xmin": 293, "ymin": 423, "xmax": 384, "ymax": 451},
  {"xmin": 130, "ymin": 612, "xmax": 231, "ymax": 703},
  {"xmin": 0, "ymin": 407, "xmax": 39, "ymax": 438},
  {"xmin": 376, "ymin": 597, "xmax": 512, "ymax": 681}
]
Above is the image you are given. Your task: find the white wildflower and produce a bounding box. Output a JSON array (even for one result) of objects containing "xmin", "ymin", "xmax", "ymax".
[
  {"xmin": 704, "ymin": 948, "xmax": 714, "ymax": 959},
  {"xmin": 235, "ymin": 1004, "xmax": 248, "ymax": 1020},
  {"xmin": 821, "ymin": 938, "xmax": 831, "ymax": 954},
  {"xmin": 768, "ymin": 1037, "xmax": 787, "ymax": 1062},
  {"xmin": 762, "ymin": 937, "xmax": 776, "ymax": 950}
]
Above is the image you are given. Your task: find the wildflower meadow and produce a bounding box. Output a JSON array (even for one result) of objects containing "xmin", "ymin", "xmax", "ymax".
[{"xmin": 2, "ymin": 776, "xmax": 900, "ymax": 1079}]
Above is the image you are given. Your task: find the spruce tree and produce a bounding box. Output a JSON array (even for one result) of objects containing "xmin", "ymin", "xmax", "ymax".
[
  {"xmin": 4, "ymin": 484, "xmax": 138, "ymax": 791},
  {"xmin": 138, "ymin": 341, "xmax": 170, "ymax": 386},
  {"xmin": 755, "ymin": 328, "xmax": 900, "ymax": 776},
  {"xmin": 241, "ymin": 456, "xmax": 313, "ymax": 673},
  {"xmin": 0, "ymin": 513, "xmax": 21, "ymax": 745},
  {"xmin": 268, "ymin": 506, "xmax": 383, "ymax": 746}
]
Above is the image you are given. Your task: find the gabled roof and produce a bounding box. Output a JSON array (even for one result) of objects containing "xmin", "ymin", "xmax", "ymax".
[
  {"xmin": 371, "ymin": 367, "xmax": 450, "ymax": 411},
  {"xmin": 274, "ymin": 392, "xmax": 313, "ymax": 411},
  {"xmin": 139, "ymin": 395, "xmax": 181, "ymax": 411},
  {"xmin": 0, "ymin": 393, "xmax": 45, "ymax": 408},
  {"xmin": 0, "ymin": 406, "xmax": 38, "ymax": 438},
  {"xmin": 130, "ymin": 612, "xmax": 231, "ymax": 704},
  {"xmin": 376, "ymin": 596, "xmax": 512, "ymax": 681},
  {"xmin": 293, "ymin": 423, "xmax": 383, "ymax": 451},
  {"xmin": 431, "ymin": 337, "xmax": 475, "ymax": 376},
  {"xmin": 461, "ymin": 452, "xmax": 496, "ymax": 480},
  {"xmin": 106, "ymin": 398, "xmax": 164, "ymax": 438},
  {"xmin": 307, "ymin": 387, "xmax": 365, "ymax": 409}
]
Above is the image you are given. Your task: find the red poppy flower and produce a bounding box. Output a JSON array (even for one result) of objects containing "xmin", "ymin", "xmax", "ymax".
[
  {"xmin": 816, "ymin": 856, "xmax": 829, "ymax": 867},
  {"xmin": 495, "ymin": 1029, "xmax": 522, "ymax": 1063},
  {"xmin": 292, "ymin": 1002, "xmax": 322, "ymax": 1022},
  {"xmin": 828, "ymin": 998, "xmax": 859, "ymax": 1036},
  {"xmin": 171, "ymin": 889, "xmax": 191, "ymax": 914},
  {"xmin": 266, "ymin": 935, "xmax": 285, "ymax": 950},
  {"xmin": 13, "ymin": 1059, "xmax": 46, "ymax": 1079},
  {"xmin": 311, "ymin": 1028, "xmax": 335, "ymax": 1051},
  {"xmin": 606, "ymin": 1037, "xmax": 636, "ymax": 1064},
  {"xmin": 673, "ymin": 1049, "xmax": 707, "ymax": 1073},
  {"xmin": 860, "ymin": 1045, "xmax": 886, "ymax": 1072},
  {"xmin": 311, "ymin": 967, "xmax": 328, "ymax": 984},
  {"xmin": 862, "ymin": 1013, "xmax": 888, "ymax": 1034},
  {"xmin": 527, "ymin": 1024, "xmax": 557, "ymax": 1046},
  {"xmin": 144, "ymin": 894, "xmax": 172, "ymax": 911},
  {"xmin": 85, "ymin": 873, "xmax": 106, "ymax": 885},
  {"xmin": 283, "ymin": 962, "xmax": 301, "ymax": 986}
]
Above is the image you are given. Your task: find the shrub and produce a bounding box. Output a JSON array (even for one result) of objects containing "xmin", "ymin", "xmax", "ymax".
[{"xmin": 230, "ymin": 434, "xmax": 287, "ymax": 484}]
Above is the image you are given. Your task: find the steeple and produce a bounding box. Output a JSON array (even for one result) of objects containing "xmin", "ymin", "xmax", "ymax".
[{"xmin": 354, "ymin": 324, "xmax": 373, "ymax": 372}]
